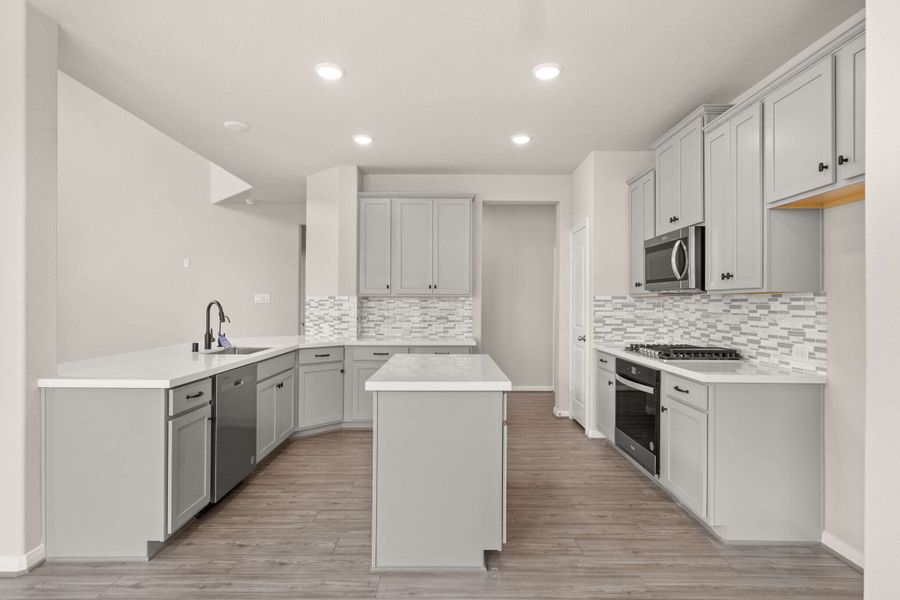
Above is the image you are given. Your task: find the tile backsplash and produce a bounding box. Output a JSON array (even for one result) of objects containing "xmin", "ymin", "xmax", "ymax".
[
  {"xmin": 358, "ymin": 296, "xmax": 474, "ymax": 340},
  {"xmin": 305, "ymin": 295, "xmax": 474, "ymax": 341},
  {"xmin": 593, "ymin": 293, "xmax": 827, "ymax": 373},
  {"xmin": 305, "ymin": 296, "xmax": 358, "ymax": 340}
]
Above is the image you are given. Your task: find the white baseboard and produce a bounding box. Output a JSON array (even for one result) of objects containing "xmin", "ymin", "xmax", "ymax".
[
  {"xmin": 553, "ymin": 407, "xmax": 569, "ymax": 418},
  {"xmin": 511, "ymin": 385, "xmax": 554, "ymax": 392},
  {"xmin": 585, "ymin": 429, "xmax": 607, "ymax": 439},
  {"xmin": 0, "ymin": 544, "xmax": 44, "ymax": 576},
  {"xmin": 821, "ymin": 531, "xmax": 864, "ymax": 569}
]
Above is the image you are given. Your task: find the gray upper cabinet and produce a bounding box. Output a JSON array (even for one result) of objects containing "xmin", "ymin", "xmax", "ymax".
[
  {"xmin": 626, "ymin": 167, "xmax": 654, "ymax": 294},
  {"xmin": 359, "ymin": 194, "xmax": 473, "ymax": 296},
  {"xmin": 705, "ymin": 104, "xmax": 763, "ymax": 291},
  {"xmin": 391, "ymin": 197, "xmax": 433, "ymax": 295},
  {"xmin": 432, "ymin": 198, "xmax": 472, "ymax": 295},
  {"xmin": 836, "ymin": 34, "xmax": 865, "ymax": 182},
  {"xmin": 653, "ymin": 106, "xmax": 731, "ymax": 235},
  {"xmin": 763, "ymin": 57, "xmax": 835, "ymax": 203},
  {"xmin": 359, "ymin": 197, "xmax": 392, "ymax": 295}
]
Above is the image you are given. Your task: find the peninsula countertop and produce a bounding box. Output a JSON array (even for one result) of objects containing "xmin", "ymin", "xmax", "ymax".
[
  {"xmin": 38, "ymin": 336, "xmax": 477, "ymax": 389},
  {"xmin": 365, "ymin": 353, "xmax": 512, "ymax": 392},
  {"xmin": 594, "ymin": 344, "xmax": 826, "ymax": 385}
]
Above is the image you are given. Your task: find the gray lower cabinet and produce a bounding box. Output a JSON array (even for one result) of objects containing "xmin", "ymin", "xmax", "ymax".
[
  {"xmin": 344, "ymin": 346, "xmax": 411, "ymax": 424},
  {"xmin": 655, "ymin": 372, "xmax": 823, "ymax": 542},
  {"xmin": 167, "ymin": 403, "xmax": 212, "ymax": 534},
  {"xmin": 256, "ymin": 367, "xmax": 295, "ymax": 462},
  {"xmin": 660, "ymin": 393, "xmax": 708, "ymax": 518},
  {"xmin": 763, "ymin": 56, "xmax": 835, "ymax": 203},
  {"xmin": 297, "ymin": 360, "xmax": 344, "ymax": 430},
  {"xmin": 627, "ymin": 167, "xmax": 654, "ymax": 294},
  {"xmin": 835, "ymin": 34, "xmax": 865, "ymax": 182},
  {"xmin": 594, "ymin": 352, "xmax": 615, "ymax": 438},
  {"xmin": 351, "ymin": 362, "xmax": 382, "ymax": 422}
]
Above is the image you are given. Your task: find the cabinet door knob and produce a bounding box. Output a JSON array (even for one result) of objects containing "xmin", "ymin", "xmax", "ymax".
[
  {"xmin": 818, "ymin": 162, "xmax": 829, "ymax": 172},
  {"xmin": 577, "ymin": 335, "xmax": 586, "ymax": 342},
  {"xmin": 661, "ymin": 405, "xmax": 668, "ymax": 412},
  {"xmin": 386, "ymin": 284, "xmax": 390, "ymax": 289},
  {"xmin": 672, "ymin": 216, "xmax": 679, "ymax": 223},
  {"xmin": 608, "ymin": 380, "xmax": 613, "ymax": 386},
  {"xmin": 838, "ymin": 155, "xmax": 849, "ymax": 165},
  {"xmin": 635, "ymin": 282, "xmax": 642, "ymax": 288}
]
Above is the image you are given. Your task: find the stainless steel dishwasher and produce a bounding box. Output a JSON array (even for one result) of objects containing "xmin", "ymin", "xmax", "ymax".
[{"xmin": 212, "ymin": 363, "xmax": 258, "ymax": 502}]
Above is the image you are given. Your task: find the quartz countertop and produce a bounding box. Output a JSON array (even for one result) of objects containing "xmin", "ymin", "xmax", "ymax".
[
  {"xmin": 594, "ymin": 344, "xmax": 826, "ymax": 385},
  {"xmin": 38, "ymin": 336, "xmax": 477, "ymax": 389},
  {"xmin": 365, "ymin": 354, "xmax": 512, "ymax": 392}
]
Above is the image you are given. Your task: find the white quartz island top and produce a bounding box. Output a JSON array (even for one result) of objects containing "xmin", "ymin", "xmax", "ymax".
[
  {"xmin": 594, "ymin": 344, "xmax": 826, "ymax": 384},
  {"xmin": 38, "ymin": 335, "xmax": 476, "ymax": 389},
  {"xmin": 365, "ymin": 354, "xmax": 512, "ymax": 392}
]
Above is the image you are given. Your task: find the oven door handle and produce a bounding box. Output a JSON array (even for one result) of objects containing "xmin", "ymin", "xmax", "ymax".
[
  {"xmin": 615, "ymin": 374, "xmax": 656, "ymax": 395},
  {"xmin": 670, "ymin": 239, "xmax": 689, "ymax": 281}
]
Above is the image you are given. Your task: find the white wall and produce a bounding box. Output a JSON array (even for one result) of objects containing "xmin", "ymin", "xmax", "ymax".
[
  {"xmin": 305, "ymin": 165, "xmax": 359, "ymax": 297},
  {"xmin": 361, "ymin": 173, "xmax": 572, "ymax": 408},
  {"xmin": 570, "ymin": 151, "xmax": 653, "ymax": 432},
  {"xmin": 865, "ymin": 0, "xmax": 900, "ymax": 595},
  {"xmin": 58, "ymin": 73, "xmax": 300, "ymax": 361},
  {"xmin": 822, "ymin": 202, "xmax": 865, "ymax": 565},
  {"xmin": 0, "ymin": 1, "xmax": 57, "ymax": 570},
  {"xmin": 482, "ymin": 204, "xmax": 556, "ymax": 388}
]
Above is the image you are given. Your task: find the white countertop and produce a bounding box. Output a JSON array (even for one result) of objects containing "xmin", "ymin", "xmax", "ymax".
[
  {"xmin": 39, "ymin": 336, "xmax": 477, "ymax": 389},
  {"xmin": 365, "ymin": 354, "xmax": 512, "ymax": 392},
  {"xmin": 594, "ymin": 344, "xmax": 826, "ymax": 385}
]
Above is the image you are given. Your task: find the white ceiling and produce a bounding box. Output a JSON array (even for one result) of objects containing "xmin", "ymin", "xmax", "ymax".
[{"xmin": 33, "ymin": 0, "xmax": 863, "ymax": 203}]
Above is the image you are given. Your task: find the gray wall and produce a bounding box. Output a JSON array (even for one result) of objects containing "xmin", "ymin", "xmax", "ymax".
[
  {"xmin": 57, "ymin": 73, "xmax": 301, "ymax": 361},
  {"xmin": 482, "ymin": 204, "xmax": 556, "ymax": 388}
]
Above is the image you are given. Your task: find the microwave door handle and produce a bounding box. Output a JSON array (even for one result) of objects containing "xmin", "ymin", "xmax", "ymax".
[
  {"xmin": 615, "ymin": 374, "xmax": 656, "ymax": 395},
  {"xmin": 670, "ymin": 239, "xmax": 689, "ymax": 280}
]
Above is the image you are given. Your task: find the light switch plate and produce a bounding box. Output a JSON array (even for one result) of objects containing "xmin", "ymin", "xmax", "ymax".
[
  {"xmin": 182, "ymin": 258, "xmax": 190, "ymax": 268},
  {"xmin": 254, "ymin": 293, "xmax": 271, "ymax": 304}
]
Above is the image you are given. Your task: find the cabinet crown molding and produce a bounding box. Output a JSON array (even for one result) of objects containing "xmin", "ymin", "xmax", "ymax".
[
  {"xmin": 626, "ymin": 165, "xmax": 655, "ymax": 186},
  {"xmin": 359, "ymin": 192, "xmax": 475, "ymax": 200},
  {"xmin": 651, "ymin": 104, "xmax": 733, "ymax": 150}
]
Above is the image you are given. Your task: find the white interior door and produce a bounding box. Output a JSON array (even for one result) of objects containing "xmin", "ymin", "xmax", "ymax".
[{"xmin": 569, "ymin": 223, "xmax": 588, "ymax": 428}]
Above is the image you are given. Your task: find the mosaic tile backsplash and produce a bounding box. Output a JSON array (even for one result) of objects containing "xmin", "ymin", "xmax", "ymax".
[
  {"xmin": 593, "ymin": 293, "xmax": 827, "ymax": 373},
  {"xmin": 358, "ymin": 296, "xmax": 474, "ymax": 340},
  {"xmin": 305, "ymin": 296, "xmax": 358, "ymax": 340}
]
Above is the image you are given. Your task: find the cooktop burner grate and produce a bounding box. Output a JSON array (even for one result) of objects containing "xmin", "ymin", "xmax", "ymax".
[{"xmin": 625, "ymin": 343, "xmax": 742, "ymax": 360}]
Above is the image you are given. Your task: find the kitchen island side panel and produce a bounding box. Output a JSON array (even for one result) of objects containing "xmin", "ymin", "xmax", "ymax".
[
  {"xmin": 44, "ymin": 388, "xmax": 167, "ymax": 558},
  {"xmin": 373, "ymin": 390, "xmax": 503, "ymax": 571}
]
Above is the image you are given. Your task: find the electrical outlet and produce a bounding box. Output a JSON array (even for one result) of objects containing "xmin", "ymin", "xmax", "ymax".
[
  {"xmin": 792, "ymin": 345, "xmax": 810, "ymax": 362},
  {"xmin": 182, "ymin": 258, "xmax": 190, "ymax": 268},
  {"xmin": 254, "ymin": 293, "xmax": 271, "ymax": 304}
]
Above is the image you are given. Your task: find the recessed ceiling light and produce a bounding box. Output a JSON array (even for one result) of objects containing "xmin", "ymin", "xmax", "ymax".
[
  {"xmin": 353, "ymin": 134, "xmax": 373, "ymax": 146},
  {"xmin": 511, "ymin": 133, "xmax": 531, "ymax": 145},
  {"xmin": 315, "ymin": 63, "xmax": 344, "ymax": 81},
  {"xmin": 223, "ymin": 120, "xmax": 249, "ymax": 132},
  {"xmin": 532, "ymin": 63, "xmax": 562, "ymax": 81}
]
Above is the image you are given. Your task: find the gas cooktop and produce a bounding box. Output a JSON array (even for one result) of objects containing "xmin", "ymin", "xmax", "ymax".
[{"xmin": 625, "ymin": 343, "xmax": 742, "ymax": 361}]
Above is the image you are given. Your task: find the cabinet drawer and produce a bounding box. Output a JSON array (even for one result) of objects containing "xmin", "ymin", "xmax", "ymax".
[
  {"xmin": 663, "ymin": 373, "xmax": 708, "ymax": 411},
  {"xmin": 352, "ymin": 346, "xmax": 408, "ymax": 361},
  {"xmin": 297, "ymin": 346, "xmax": 344, "ymax": 365},
  {"xmin": 168, "ymin": 378, "xmax": 212, "ymax": 416},
  {"xmin": 410, "ymin": 346, "xmax": 471, "ymax": 354},
  {"xmin": 258, "ymin": 351, "xmax": 296, "ymax": 382},
  {"xmin": 596, "ymin": 352, "xmax": 615, "ymax": 374}
]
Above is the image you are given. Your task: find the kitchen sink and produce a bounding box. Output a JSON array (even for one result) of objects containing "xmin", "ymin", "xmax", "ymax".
[{"xmin": 212, "ymin": 346, "xmax": 271, "ymax": 355}]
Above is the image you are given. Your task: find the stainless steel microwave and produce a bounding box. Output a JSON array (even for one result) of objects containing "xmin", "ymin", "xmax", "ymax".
[{"xmin": 644, "ymin": 226, "xmax": 704, "ymax": 292}]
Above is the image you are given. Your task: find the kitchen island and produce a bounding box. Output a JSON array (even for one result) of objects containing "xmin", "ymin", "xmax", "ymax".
[{"xmin": 365, "ymin": 354, "xmax": 511, "ymax": 572}]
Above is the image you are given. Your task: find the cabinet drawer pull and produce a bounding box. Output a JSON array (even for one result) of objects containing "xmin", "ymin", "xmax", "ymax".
[
  {"xmin": 599, "ymin": 358, "xmax": 608, "ymax": 364},
  {"xmin": 185, "ymin": 391, "xmax": 205, "ymax": 399},
  {"xmin": 434, "ymin": 351, "xmax": 450, "ymax": 355},
  {"xmin": 373, "ymin": 352, "xmax": 389, "ymax": 356},
  {"xmin": 314, "ymin": 353, "xmax": 330, "ymax": 358},
  {"xmin": 673, "ymin": 385, "xmax": 690, "ymax": 394}
]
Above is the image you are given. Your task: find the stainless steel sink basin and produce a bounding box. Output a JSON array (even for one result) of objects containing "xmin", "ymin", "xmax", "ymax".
[{"xmin": 212, "ymin": 346, "xmax": 271, "ymax": 355}]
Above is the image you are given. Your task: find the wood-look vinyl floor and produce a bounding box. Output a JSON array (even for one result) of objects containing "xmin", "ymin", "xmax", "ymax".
[{"xmin": 2, "ymin": 392, "xmax": 862, "ymax": 599}]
